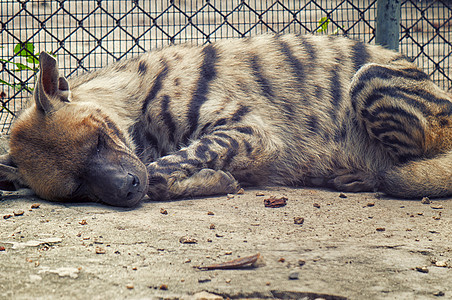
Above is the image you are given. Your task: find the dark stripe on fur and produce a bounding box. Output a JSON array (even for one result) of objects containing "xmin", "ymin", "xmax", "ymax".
[
  {"xmin": 183, "ymin": 44, "xmax": 218, "ymax": 144},
  {"xmin": 160, "ymin": 95, "xmax": 176, "ymax": 143},
  {"xmin": 249, "ymin": 55, "xmax": 274, "ymax": 100},
  {"xmin": 278, "ymin": 39, "xmax": 305, "ymax": 86},
  {"xmin": 351, "ymin": 41, "xmax": 370, "ymax": 71},
  {"xmin": 141, "ymin": 60, "xmax": 169, "ymax": 114},
  {"xmin": 231, "ymin": 105, "xmax": 251, "ymax": 122},
  {"xmin": 138, "ymin": 61, "xmax": 147, "ymax": 75}
]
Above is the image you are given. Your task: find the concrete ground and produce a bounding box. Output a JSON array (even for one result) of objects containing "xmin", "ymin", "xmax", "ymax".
[{"xmin": 1, "ymin": 186, "xmax": 451, "ymax": 300}]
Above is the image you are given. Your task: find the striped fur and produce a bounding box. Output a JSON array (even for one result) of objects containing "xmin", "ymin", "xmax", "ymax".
[{"xmin": 2, "ymin": 33, "xmax": 452, "ymax": 206}]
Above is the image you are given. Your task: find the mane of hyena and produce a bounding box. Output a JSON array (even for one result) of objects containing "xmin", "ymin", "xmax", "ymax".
[{"xmin": 0, "ymin": 33, "xmax": 451, "ymax": 207}]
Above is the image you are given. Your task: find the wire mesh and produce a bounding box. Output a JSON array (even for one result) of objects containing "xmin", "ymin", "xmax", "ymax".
[{"xmin": 0, "ymin": 0, "xmax": 450, "ymax": 133}]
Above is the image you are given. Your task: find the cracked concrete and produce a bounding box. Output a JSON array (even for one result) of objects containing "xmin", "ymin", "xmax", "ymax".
[{"xmin": 1, "ymin": 187, "xmax": 451, "ymax": 299}]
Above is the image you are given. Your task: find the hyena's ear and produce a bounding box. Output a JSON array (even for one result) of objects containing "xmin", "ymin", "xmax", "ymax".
[
  {"xmin": 34, "ymin": 52, "xmax": 71, "ymax": 114},
  {"xmin": 0, "ymin": 154, "xmax": 22, "ymax": 184}
]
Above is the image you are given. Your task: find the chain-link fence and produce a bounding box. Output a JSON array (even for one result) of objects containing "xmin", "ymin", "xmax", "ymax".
[{"xmin": 1, "ymin": 0, "xmax": 451, "ymax": 133}]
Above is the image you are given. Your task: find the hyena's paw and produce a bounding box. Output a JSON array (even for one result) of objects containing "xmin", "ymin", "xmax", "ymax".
[
  {"xmin": 169, "ymin": 168, "xmax": 240, "ymax": 199},
  {"xmin": 329, "ymin": 171, "xmax": 378, "ymax": 193}
]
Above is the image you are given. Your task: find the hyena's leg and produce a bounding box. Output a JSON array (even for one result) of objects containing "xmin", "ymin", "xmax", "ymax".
[
  {"xmin": 146, "ymin": 129, "xmax": 271, "ymax": 200},
  {"xmin": 345, "ymin": 61, "xmax": 452, "ymax": 197}
]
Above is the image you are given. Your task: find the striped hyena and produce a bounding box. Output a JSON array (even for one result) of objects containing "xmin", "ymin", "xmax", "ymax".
[{"xmin": 0, "ymin": 34, "xmax": 451, "ymax": 207}]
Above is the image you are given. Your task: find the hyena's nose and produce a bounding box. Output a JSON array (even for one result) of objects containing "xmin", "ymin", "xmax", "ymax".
[{"xmin": 125, "ymin": 173, "xmax": 140, "ymax": 199}]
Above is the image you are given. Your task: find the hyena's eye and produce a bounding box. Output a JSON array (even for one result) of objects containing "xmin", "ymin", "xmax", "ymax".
[{"xmin": 96, "ymin": 135, "xmax": 104, "ymax": 153}]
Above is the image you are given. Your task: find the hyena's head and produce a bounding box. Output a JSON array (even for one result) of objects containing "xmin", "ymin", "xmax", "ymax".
[{"xmin": 0, "ymin": 52, "xmax": 148, "ymax": 207}]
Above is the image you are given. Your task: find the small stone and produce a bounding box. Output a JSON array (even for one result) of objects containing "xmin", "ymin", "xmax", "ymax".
[
  {"xmin": 31, "ymin": 203, "xmax": 41, "ymax": 209},
  {"xmin": 256, "ymin": 192, "xmax": 265, "ymax": 196},
  {"xmin": 237, "ymin": 188, "xmax": 245, "ymax": 194},
  {"xmin": 226, "ymin": 194, "xmax": 235, "ymax": 199},
  {"xmin": 339, "ymin": 193, "xmax": 347, "ymax": 198},
  {"xmin": 376, "ymin": 227, "xmax": 386, "ymax": 232},
  {"xmin": 209, "ymin": 224, "xmax": 215, "ymax": 230},
  {"xmin": 298, "ymin": 259, "xmax": 306, "ymax": 267},
  {"xmin": 288, "ymin": 270, "xmax": 299, "ymax": 280},
  {"xmin": 3, "ymin": 214, "xmax": 12, "ymax": 220},
  {"xmin": 435, "ymin": 260, "xmax": 448, "ymax": 267},
  {"xmin": 159, "ymin": 284, "xmax": 168, "ymax": 290},
  {"xmin": 294, "ymin": 217, "xmax": 304, "ymax": 225},
  {"xmin": 184, "ymin": 259, "xmax": 191, "ymax": 263},
  {"xmin": 366, "ymin": 202, "xmax": 375, "ymax": 207},
  {"xmin": 415, "ymin": 266, "xmax": 429, "ymax": 273},
  {"xmin": 192, "ymin": 291, "xmax": 222, "ymax": 300},
  {"xmin": 13, "ymin": 210, "xmax": 24, "ymax": 216},
  {"xmin": 179, "ymin": 236, "xmax": 198, "ymax": 244},
  {"xmin": 160, "ymin": 208, "xmax": 168, "ymax": 215},
  {"xmin": 198, "ymin": 277, "xmax": 211, "ymax": 283},
  {"xmin": 225, "ymin": 278, "xmax": 231, "ymax": 283},
  {"xmin": 224, "ymin": 251, "xmax": 232, "ymax": 255},
  {"xmin": 0, "ymin": 246, "xmax": 5, "ymax": 251},
  {"xmin": 421, "ymin": 197, "xmax": 431, "ymax": 204},
  {"xmin": 433, "ymin": 291, "xmax": 445, "ymax": 297},
  {"xmin": 278, "ymin": 257, "xmax": 285, "ymax": 263},
  {"xmin": 313, "ymin": 203, "xmax": 320, "ymax": 208},
  {"xmin": 126, "ymin": 284, "xmax": 134, "ymax": 289},
  {"xmin": 207, "ymin": 211, "xmax": 215, "ymax": 215},
  {"xmin": 95, "ymin": 247, "xmax": 106, "ymax": 254},
  {"xmin": 79, "ymin": 220, "xmax": 87, "ymax": 225},
  {"xmin": 430, "ymin": 204, "xmax": 444, "ymax": 210}
]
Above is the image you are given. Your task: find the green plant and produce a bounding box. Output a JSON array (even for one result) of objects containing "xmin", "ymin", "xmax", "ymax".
[
  {"xmin": 316, "ymin": 17, "xmax": 341, "ymax": 35},
  {"xmin": 0, "ymin": 42, "xmax": 46, "ymax": 115}
]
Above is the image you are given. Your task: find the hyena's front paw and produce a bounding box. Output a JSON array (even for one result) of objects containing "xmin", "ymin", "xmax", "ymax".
[
  {"xmin": 169, "ymin": 168, "xmax": 240, "ymax": 199},
  {"xmin": 329, "ymin": 171, "xmax": 378, "ymax": 193},
  {"xmin": 147, "ymin": 169, "xmax": 240, "ymax": 201}
]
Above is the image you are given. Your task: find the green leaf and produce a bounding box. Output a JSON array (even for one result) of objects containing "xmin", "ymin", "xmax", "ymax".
[
  {"xmin": 0, "ymin": 79, "xmax": 14, "ymax": 88},
  {"xmin": 0, "ymin": 105, "xmax": 15, "ymax": 116},
  {"xmin": 26, "ymin": 55, "xmax": 39, "ymax": 64},
  {"xmin": 12, "ymin": 62, "xmax": 34, "ymax": 71},
  {"xmin": 14, "ymin": 42, "xmax": 35, "ymax": 58},
  {"xmin": 317, "ymin": 17, "xmax": 330, "ymax": 33}
]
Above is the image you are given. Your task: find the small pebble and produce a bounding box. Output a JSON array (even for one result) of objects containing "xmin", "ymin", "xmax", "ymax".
[
  {"xmin": 294, "ymin": 217, "xmax": 304, "ymax": 225},
  {"xmin": 256, "ymin": 192, "xmax": 265, "ymax": 196},
  {"xmin": 198, "ymin": 277, "xmax": 211, "ymax": 283},
  {"xmin": 298, "ymin": 259, "xmax": 306, "ymax": 267},
  {"xmin": 13, "ymin": 210, "xmax": 24, "ymax": 216},
  {"xmin": 160, "ymin": 208, "xmax": 168, "ymax": 215},
  {"xmin": 376, "ymin": 227, "xmax": 386, "ymax": 232},
  {"xmin": 313, "ymin": 203, "xmax": 320, "ymax": 208},
  {"xmin": 126, "ymin": 284, "xmax": 134, "ymax": 289},
  {"xmin": 207, "ymin": 211, "xmax": 215, "ymax": 215},
  {"xmin": 430, "ymin": 204, "xmax": 444, "ymax": 210},
  {"xmin": 159, "ymin": 284, "xmax": 168, "ymax": 290},
  {"xmin": 288, "ymin": 271, "xmax": 299, "ymax": 280},
  {"xmin": 0, "ymin": 246, "xmax": 5, "ymax": 251},
  {"xmin": 366, "ymin": 202, "xmax": 375, "ymax": 207},
  {"xmin": 179, "ymin": 236, "xmax": 198, "ymax": 244},
  {"xmin": 237, "ymin": 188, "xmax": 244, "ymax": 194},
  {"xmin": 3, "ymin": 214, "xmax": 12, "ymax": 220},
  {"xmin": 209, "ymin": 224, "xmax": 215, "ymax": 230},
  {"xmin": 339, "ymin": 193, "xmax": 347, "ymax": 198},
  {"xmin": 435, "ymin": 261, "xmax": 448, "ymax": 267},
  {"xmin": 79, "ymin": 220, "xmax": 87, "ymax": 225},
  {"xmin": 415, "ymin": 266, "xmax": 429, "ymax": 273},
  {"xmin": 31, "ymin": 203, "xmax": 41, "ymax": 209},
  {"xmin": 421, "ymin": 197, "xmax": 431, "ymax": 204},
  {"xmin": 433, "ymin": 291, "xmax": 445, "ymax": 297}
]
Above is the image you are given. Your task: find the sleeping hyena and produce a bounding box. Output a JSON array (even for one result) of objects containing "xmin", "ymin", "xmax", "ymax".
[{"xmin": 0, "ymin": 34, "xmax": 451, "ymax": 207}]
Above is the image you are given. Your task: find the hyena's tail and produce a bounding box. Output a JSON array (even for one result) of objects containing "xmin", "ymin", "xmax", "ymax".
[{"xmin": 379, "ymin": 151, "xmax": 452, "ymax": 198}]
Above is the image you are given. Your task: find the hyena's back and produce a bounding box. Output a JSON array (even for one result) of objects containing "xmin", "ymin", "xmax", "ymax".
[{"xmin": 4, "ymin": 33, "xmax": 452, "ymax": 206}]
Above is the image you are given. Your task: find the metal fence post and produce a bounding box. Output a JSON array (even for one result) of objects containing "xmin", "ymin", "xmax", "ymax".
[{"xmin": 375, "ymin": 0, "xmax": 401, "ymax": 51}]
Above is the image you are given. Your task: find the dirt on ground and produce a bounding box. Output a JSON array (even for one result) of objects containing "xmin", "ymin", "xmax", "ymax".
[{"xmin": 1, "ymin": 185, "xmax": 451, "ymax": 300}]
